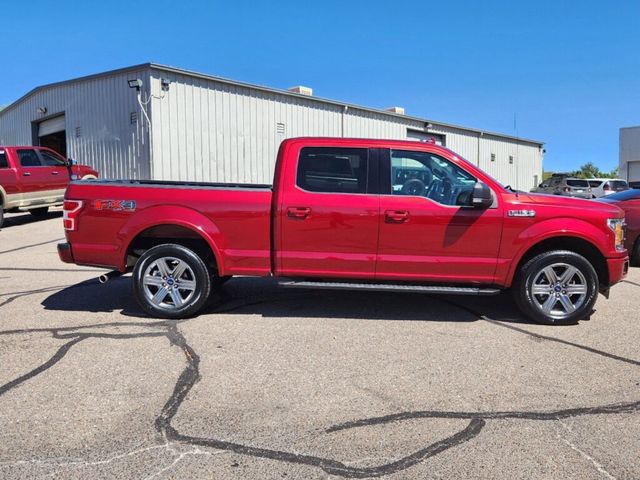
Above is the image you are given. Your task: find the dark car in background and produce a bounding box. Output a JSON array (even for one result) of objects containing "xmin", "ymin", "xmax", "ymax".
[
  {"xmin": 531, "ymin": 174, "xmax": 592, "ymax": 199},
  {"xmin": 599, "ymin": 189, "xmax": 640, "ymax": 265}
]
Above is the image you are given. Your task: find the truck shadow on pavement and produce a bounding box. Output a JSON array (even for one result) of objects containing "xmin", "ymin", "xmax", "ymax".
[
  {"xmin": 40, "ymin": 275, "xmax": 528, "ymax": 324},
  {"xmin": 3, "ymin": 275, "xmax": 635, "ymax": 477},
  {"xmin": 0, "ymin": 211, "xmax": 62, "ymax": 229}
]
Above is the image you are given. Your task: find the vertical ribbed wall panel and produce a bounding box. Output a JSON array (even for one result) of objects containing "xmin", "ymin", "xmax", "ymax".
[
  {"xmin": 0, "ymin": 69, "xmax": 151, "ymax": 180},
  {"xmin": 0, "ymin": 66, "xmax": 542, "ymax": 187}
]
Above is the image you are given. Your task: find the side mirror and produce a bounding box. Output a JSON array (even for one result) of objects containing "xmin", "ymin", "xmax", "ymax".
[
  {"xmin": 470, "ymin": 181, "xmax": 493, "ymax": 209},
  {"xmin": 66, "ymin": 158, "xmax": 78, "ymax": 166}
]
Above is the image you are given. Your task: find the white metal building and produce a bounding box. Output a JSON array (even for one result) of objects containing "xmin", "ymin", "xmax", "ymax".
[
  {"xmin": 0, "ymin": 63, "xmax": 544, "ymax": 188},
  {"xmin": 620, "ymin": 126, "xmax": 640, "ymax": 183}
]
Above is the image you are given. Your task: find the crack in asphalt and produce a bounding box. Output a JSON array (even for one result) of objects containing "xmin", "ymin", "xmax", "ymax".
[
  {"xmin": 0, "ymin": 238, "xmax": 64, "ymax": 255},
  {"xmin": 0, "ymin": 290, "xmax": 639, "ymax": 478}
]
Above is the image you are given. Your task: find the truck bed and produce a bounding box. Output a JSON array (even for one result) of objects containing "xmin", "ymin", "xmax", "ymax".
[{"xmin": 64, "ymin": 179, "xmax": 274, "ymax": 275}]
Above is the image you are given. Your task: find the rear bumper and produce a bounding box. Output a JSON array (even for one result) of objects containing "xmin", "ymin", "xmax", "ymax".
[
  {"xmin": 606, "ymin": 255, "xmax": 629, "ymax": 286},
  {"xmin": 57, "ymin": 242, "xmax": 74, "ymax": 264}
]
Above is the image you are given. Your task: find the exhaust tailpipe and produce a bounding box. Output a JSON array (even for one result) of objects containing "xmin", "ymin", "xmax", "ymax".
[{"xmin": 99, "ymin": 270, "xmax": 122, "ymax": 284}]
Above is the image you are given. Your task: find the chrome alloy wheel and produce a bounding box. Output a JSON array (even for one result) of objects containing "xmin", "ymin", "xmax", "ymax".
[
  {"xmin": 142, "ymin": 256, "xmax": 197, "ymax": 310},
  {"xmin": 530, "ymin": 263, "xmax": 588, "ymax": 320}
]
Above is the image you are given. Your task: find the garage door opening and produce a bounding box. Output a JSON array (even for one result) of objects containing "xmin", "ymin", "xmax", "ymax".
[{"xmin": 36, "ymin": 115, "xmax": 67, "ymax": 157}]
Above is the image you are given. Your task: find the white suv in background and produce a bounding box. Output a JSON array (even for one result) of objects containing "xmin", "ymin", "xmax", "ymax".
[{"xmin": 587, "ymin": 179, "xmax": 629, "ymax": 198}]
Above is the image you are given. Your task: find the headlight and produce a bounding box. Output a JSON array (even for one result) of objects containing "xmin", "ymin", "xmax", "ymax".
[{"xmin": 607, "ymin": 218, "xmax": 625, "ymax": 252}]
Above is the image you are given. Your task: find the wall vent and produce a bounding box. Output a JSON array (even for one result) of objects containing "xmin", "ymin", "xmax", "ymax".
[
  {"xmin": 276, "ymin": 122, "xmax": 286, "ymax": 134},
  {"xmin": 509, "ymin": 155, "xmax": 514, "ymax": 164},
  {"xmin": 75, "ymin": 126, "xmax": 82, "ymax": 138},
  {"xmin": 130, "ymin": 111, "xmax": 138, "ymax": 125},
  {"xmin": 386, "ymin": 106, "xmax": 405, "ymax": 115},
  {"xmin": 490, "ymin": 153, "xmax": 496, "ymax": 162},
  {"xmin": 288, "ymin": 86, "xmax": 313, "ymax": 96}
]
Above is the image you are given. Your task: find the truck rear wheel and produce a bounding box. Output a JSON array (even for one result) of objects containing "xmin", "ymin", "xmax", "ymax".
[
  {"xmin": 133, "ymin": 243, "xmax": 211, "ymax": 319},
  {"xmin": 512, "ymin": 250, "xmax": 598, "ymax": 325},
  {"xmin": 0, "ymin": 205, "xmax": 4, "ymax": 229}
]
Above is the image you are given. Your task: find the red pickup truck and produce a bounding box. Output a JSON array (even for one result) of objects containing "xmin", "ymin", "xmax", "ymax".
[
  {"xmin": 58, "ymin": 138, "xmax": 628, "ymax": 325},
  {"xmin": 0, "ymin": 146, "xmax": 98, "ymax": 228}
]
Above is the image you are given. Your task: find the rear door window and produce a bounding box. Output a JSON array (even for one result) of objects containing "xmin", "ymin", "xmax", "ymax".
[
  {"xmin": 588, "ymin": 180, "xmax": 602, "ymax": 188},
  {"xmin": 297, "ymin": 147, "xmax": 368, "ymax": 194},
  {"xmin": 0, "ymin": 151, "xmax": 7, "ymax": 169},
  {"xmin": 17, "ymin": 149, "xmax": 43, "ymax": 167}
]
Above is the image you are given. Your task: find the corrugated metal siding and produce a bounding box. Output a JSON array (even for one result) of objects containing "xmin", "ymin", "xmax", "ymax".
[
  {"xmin": 0, "ymin": 69, "xmax": 151, "ymax": 179},
  {"xmin": 0, "ymin": 64, "xmax": 543, "ymax": 187},
  {"xmin": 149, "ymin": 68, "xmax": 542, "ymax": 186},
  {"xmin": 620, "ymin": 127, "xmax": 640, "ymax": 181},
  {"xmin": 150, "ymin": 71, "xmax": 344, "ymax": 183}
]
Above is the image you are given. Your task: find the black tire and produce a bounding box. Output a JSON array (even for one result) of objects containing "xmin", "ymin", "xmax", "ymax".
[
  {"xmin": 212, "ymin": 275, "xmax": 232, "ymax": 286},
  {"xmin": 132, "ymin": 243, "xmax": 212, "ymax": 319},
  {"xmin": 29, "ymin": 207, "xmax": 49, "ymax": 217},
  {"xmin": 0, "ymin": 205, "xmax": 4, "ymax": 229},
  {"xmin": 632, "ymin": 238, "xmax": 640, "ymax": 267},
  {"xmin": 512, "ymin": 250, "xmax": 598, "ymax": 325}
]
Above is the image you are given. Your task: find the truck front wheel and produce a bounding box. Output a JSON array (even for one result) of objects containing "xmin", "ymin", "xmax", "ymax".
[
  {"xmin": 133, "ymin": 243, "xmax": 212, "ymax": 319},
  {"xmin": 513, "ymin": 250, "xmax": 598, "ymax": 325}
]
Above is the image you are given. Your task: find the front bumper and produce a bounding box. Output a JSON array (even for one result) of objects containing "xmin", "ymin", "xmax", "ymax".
[
  {"xmin": 57, "ymin": 242, "xmax": 74, "ymax": 264},
  {"xmin": 607, "ymin": 255, "xmax": 629, "ymax": 286}
]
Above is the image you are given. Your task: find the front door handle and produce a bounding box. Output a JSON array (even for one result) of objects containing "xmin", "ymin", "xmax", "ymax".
[
  {"xmin": 23, "ymin": 172, "xmax": 31, "ymax": 177},
  {"xmin": 287, "ymin": 207, "xmax": 311, "ymax": 219},
  {"xmin": 51, "ymin": 171, "xmax": 60, "ymax": 175},
  {"xmin": 385, "ymin": 210, "xmax": 409, "ymax": 223}
]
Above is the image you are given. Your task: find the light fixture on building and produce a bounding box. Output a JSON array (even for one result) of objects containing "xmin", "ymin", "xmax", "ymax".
[
  {"xmin": 128, "ymin": 79, "xmax": 143, "ymax": 91},
  {"xmin": 37, "ymin": 106, "xmax": 47, "ymax": 114},
  {"xmin": 161, "ymin": 78, "xmax": 171, "ymax": 91}
]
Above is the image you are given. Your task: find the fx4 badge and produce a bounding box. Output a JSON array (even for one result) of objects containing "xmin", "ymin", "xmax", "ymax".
[
  {"xmin": 93, "ymin": 200, "xmax": 137, "ymax": 212},
  {"xmin": 508, "ymin": 209, "xmax": 536, "ymax": 217}
]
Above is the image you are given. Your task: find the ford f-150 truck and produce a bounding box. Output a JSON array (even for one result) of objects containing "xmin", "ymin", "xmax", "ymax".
[
  {"xmin": 58, "ymin": 138, "xmax": 628, "ymax": 325},
  {"xmin": 0, "ymin": 146, "xmax": 98, "ymax": 228}
]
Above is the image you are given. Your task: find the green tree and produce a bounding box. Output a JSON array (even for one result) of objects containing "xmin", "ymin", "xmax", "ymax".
[{"xmin": 571, "ymin": 163, "xmax": 619, "ymax": 179}]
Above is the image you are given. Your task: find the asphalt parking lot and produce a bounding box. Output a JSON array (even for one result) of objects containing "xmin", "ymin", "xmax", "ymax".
[{"xmin": 0, "ymin": 210, "xmax": 639, "ymax": 479}]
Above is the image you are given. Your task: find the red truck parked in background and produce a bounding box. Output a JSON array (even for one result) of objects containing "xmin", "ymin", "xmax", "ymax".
[
  {"xmin": 58, "ymin": 138, "xmax": 628, "ymax": 325},
  {"xmin": 0, "ymin": 146, "xmax": 98, "ymax": 228}
]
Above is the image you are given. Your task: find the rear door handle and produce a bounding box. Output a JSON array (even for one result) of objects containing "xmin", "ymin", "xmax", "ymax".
[
  {"xmin": 287, "ymin": 207, "xmax": 311, "ymax": 219},
  {"xmin": 385, "ymin": 210, "xmax": 409, "ymax": 223},
  {"xmin": 51, "ymin": 171, "xmax": 59, "ymax": 175}
]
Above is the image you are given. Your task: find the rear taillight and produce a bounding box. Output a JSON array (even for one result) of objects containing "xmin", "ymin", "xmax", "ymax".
[
  {"xmin": 563, "ymin": 187, "xmax": 570, "ymax": 192},
  {"xmin": 603, "ymin": 184, "xmax": 611, "ymax": 191},
  {"xmin": 63, "ymin": 200, "xmax": 84, "ymax": 231}
]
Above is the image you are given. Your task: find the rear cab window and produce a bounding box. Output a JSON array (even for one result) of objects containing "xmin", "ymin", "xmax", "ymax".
[
  {"xmin": 296, "ymin": 147, "xmax": 368, "ymax": 194},
  {"xmin": 610, "ymin": 180, "xmax": 628, "ymax": 191},
  {"xmin": 17, "ymin": 149, "xmax": 43, "ymax": 167},
  {"xmin": 566, "ymin": 179, "xmax": 589, "ymax": 188},
  {"xmin": 0, "ymin": 150, "xmax": 8, "ymax": 169}
]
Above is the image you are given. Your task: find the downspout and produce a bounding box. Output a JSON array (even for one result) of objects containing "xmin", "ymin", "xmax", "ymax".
[{"xmin": 341, "ymin": 105, "xmax": 348, "ymax": 137}]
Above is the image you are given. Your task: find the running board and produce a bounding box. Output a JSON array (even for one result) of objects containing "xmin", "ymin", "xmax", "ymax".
[{"xmin": 278, "ymin": 280, "xmax": 500, "ymax": 296}]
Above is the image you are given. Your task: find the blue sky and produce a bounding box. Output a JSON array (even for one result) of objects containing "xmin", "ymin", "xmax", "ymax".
[{"xmin": 2, "ymin": 0, "xmax": 639, "ymax": 172}]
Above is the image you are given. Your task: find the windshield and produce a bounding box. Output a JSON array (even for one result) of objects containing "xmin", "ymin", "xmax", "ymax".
[
  {"xmin": 449, "ymin": 154, "xmax": 510, "ymax": 191},
  {"xmin": 602, "ymin": 189, "xmax": 640, "ymax": 201}
]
